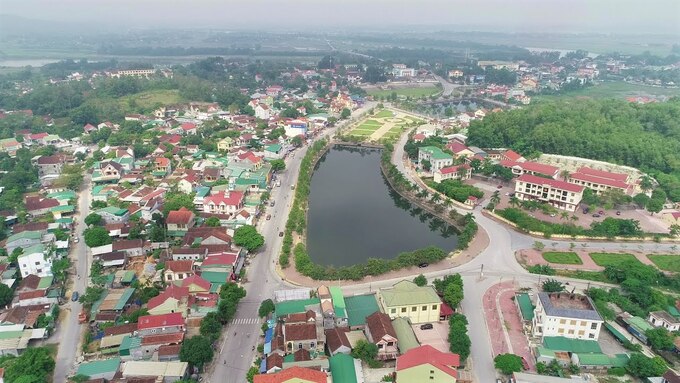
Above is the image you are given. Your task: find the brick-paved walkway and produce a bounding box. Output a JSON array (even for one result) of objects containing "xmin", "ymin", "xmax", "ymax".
[{"xmin": 483, "ymin": 281, "xmax": 535, "ymax": 371}]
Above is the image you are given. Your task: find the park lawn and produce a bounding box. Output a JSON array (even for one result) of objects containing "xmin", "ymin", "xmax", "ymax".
[
  {"xmin": 647, "ymin": 254, "xmax": 680, "ymax": 272},
  {"xmin": 367, "ymin": 86, "xmax": 441, "ymax": 99},
  {"xmin": 589, "ymin": 252, "xmax": 641, "ymax": 267},
  {"xmin": 347, "ymin": 130, "xmax": 374, "ymax": 136},
  {"xmin": 534, "ymin": 81, "xmax": 680, "ymax": 103},
  {"xmin": 405, "ymin": 116, "xmax": 424, "ymax": 123},
  {"xmin": 542, "ymin": 252, "xmax": 583, "ymax": 265},
  {"xmin": 362, "ymin": 119, "xmax": 382, "ymax": 126},
  {"xmin": 355, "ymin": 124, "xmax": 382, "ymax": 131},
  {"xmin": 119, "ymin": 89, "xmax": 182, "ymax": 111},
  {"xmin": 374, "ymin": 110, "xmax": 394, "ymax": 118}
]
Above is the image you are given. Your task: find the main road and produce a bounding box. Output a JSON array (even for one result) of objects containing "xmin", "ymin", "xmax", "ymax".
[
  {"xmin": 209, "ymin": 103, "xmax": 376, "ymax": 383},
  {"xmin": 53, "ymin": 174, "xmax": 93, "ymax": 383}
]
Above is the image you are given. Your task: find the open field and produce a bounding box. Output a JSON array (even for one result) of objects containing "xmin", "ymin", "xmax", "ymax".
[
  {"xmin": 374, "ymin": 110, "xmax": 394, "ymax": 118},
  {"xmin": 119, "ymin": 89, "xmax": 182, "ymax": 111},
  {"xmin": 535, "ymin": 81, "xmax": 680, "ymax": 102},
  {"xmin": 589, "ymin": 252, "xmax": 641, "ymax": 267},
  {"xmin": 367, "ymin": 86, "xmax": 441, "ymax": 99},
  {"xmin": 647, "ymin": 254, "xmax": 680, "ymax": 272},
  {"xmin": 542, "ymin": 252, "xmax": 583, "ymax": 265}
]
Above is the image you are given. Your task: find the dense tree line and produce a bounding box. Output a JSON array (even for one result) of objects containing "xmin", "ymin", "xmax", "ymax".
[{"xmin": 467, "ymin": 99, "xmax": 680, "ymax": 201}]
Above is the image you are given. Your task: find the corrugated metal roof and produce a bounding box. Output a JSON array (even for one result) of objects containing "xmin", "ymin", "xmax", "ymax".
[
  {"xmin": 380, "ymin": 280, "xmax": 440, "ymax": 307},
  {"xmin": 543, "ymin": 336, "xmax": 602, "ymax": 353},
  {"xmin": 329, "ymin": 354, "xmax": 358, "ymax": 383},
  {"xmin": 391, "ymin": 317, "xmax": 419, "ymax": 353},
  {"xmin": 516, "ymin": 293, "xmax": 534, "ymax": 321},
  {"xmin": 77, "ymin": 357, "xmax": 121, "ymax": 376},
  {"xmin": 274, "ymin": 298, "xmax": 320, "ymax": 318},
  {"xmin": 345, "ymin": 294, "xmax": 380, "ymax": 327}
]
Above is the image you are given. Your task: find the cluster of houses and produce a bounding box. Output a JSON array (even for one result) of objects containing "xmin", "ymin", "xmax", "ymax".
[
  {"xmin": 252, "ymin": 280, "xmax": 470, "ymax": 383},
  {"xmin": 416, "ymin": 134, "xmax": 643, "ymax": 213},
  {"xmin": 514, "ymin": 291, "xmax": 680, "ymax": 380}
]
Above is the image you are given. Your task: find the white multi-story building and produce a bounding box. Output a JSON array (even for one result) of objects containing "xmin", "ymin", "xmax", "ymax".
[
  {"xmin": 532, "ymin": 292, "xmax": 603, "ymax": 341},
  {"xmin": 18, "ymin": 244, "xmax": 53, "ymax": 278},
  {"xmin": 515, "ymin": 174, "xmax": 584, "ymax": 212},
  {"xmin": 418, "ymin": 146, "xmax": 453, "ymax": 173}
]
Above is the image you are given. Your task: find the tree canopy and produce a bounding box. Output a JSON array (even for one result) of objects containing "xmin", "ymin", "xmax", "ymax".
[
  {"xmin": 494, "ymin": 353, "xmax": 524, "ymax": 374},
  {"xmin": 467, "ymin": 98, "xmax": 680, "ymax": 201},
  {"xmin": 179, "ymin": 335, "xmax": 214, "ymax": 370},
  {"xmin": 233, "ymin": 225, "xmax": 265, "ymax": 252},
  {"xmin": 83, "ymin": 226, "xmax": 112, "ymax": 247}
]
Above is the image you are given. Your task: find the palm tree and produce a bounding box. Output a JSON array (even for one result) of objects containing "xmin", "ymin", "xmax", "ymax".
[
  {"xmin": 560, "ymin": 212, "xmax": 569, "ymax": 221},
  {"xmin": 490, "ymin": 191, "xmax": 501, "ymax": 206},
  {"xmin": 443, "ymin": 198, "xmax": 453, "ymax": 209},
  {"xmin": 570, "ymin": 214, "xmax": 579, "ymax": 223},
  {"xmin": 431, "ymin": 193, "xmax": 441, "ymax": 204},
  {"xmin": 509, "ymin": 196, "xmax": 520, "ymax": 208}
]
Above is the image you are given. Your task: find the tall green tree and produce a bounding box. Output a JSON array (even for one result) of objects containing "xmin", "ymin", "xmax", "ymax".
[
  {"xmin": 179, "ymin": 335, "xmax": 214, "ymax": 370},
  {"xmin": 233, "ymin": 225, "xmax": 265, "ymax": 252}
]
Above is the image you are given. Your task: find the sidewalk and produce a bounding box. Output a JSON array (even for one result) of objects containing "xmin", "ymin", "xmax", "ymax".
[{"xmin": 482, "ymin": 281, "xmax": 535, "ymax": 371}]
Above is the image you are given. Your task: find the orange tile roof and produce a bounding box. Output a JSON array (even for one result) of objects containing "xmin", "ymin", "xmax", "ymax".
[{"xmin": 253, "ymin": 366, "xmax": 327, "ymax": 383}]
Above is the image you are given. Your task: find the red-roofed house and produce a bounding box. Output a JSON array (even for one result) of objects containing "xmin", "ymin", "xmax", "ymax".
[
  {"xmin": 181, "ymin": 275, "xmax": 211, "ymax": 293},
  {"xmin": 147, "ymin": 285, "xmax": 190, "ymax": 316},
  {"xmin": 501, "ymin": 149, "xmax": 525, "ymax": 162},
  {"xmin": 446, "ymin": 141, "xmax": 474, "ymax": 158},
  {"xmin": 515, "ymin": 174, "xmax": 584, "ymax": 212},
  {"xmin": 203, "ymin": 191, "xmax": 245, "ymax": 215},
  {"xmin": 365, "ymin": 311, "xmax": 398, "ymax": 360},
  {"xmin": 412, "ymin": 133, "xmax": 426, "ymax": 143},
  {"xmin": 137, "ymin": 313, "xmax": 185, "ymax": 336},
  {"xmin": 663, "ymin": 211, "xmax": 680, "ymax": 226},
  {"xmin": 154, "ymin": 157, "xmax": 172, "ymax": 175},
  {"xmin": 166, "ymin": 207, "xmax": 196, "ymax": 233},
  {"xmin": 25, "ymin": 196, "xmax": 59, "ymax": 217},
  {"xmin": 163, "ymin": 260, "xmax": 194, "ymax": 282},
  {"xmin": 253, "ymin": 366, "xmax": 327, "ymax": 383},
  {"xmin": 180, "ymin": 123, "xmax": 197, "ymax": 135},
  {"xmin": 83, "ymin": 123, "xmax": 98, "ymax": 134},
  {"xmin": 500, "ymin": 160, "xmax": 559, "ymax": 179},
  {"xmin": 433, "ymin": 164, "xmax": 471, "ymax": 183},
  {"xmin": 200, "ymin": 253, "xmax": 239, "ymax": 273},
  {"xmin": 568, "ymin": 166, "xmax": 632, "ymax": 195},
  {"xmin": 396, "ymin": 345, "xmax": 460, "ymax": 383}
]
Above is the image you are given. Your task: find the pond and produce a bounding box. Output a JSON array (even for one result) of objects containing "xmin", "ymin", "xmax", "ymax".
[{"xmin": 306, "ymin": 145, "xmax": 458, "ymax": 267}]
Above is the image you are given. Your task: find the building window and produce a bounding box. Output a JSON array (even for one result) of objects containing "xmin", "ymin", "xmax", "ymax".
[
  {"xmin": 422, "ymin": 306, "xmax": 427, "ymax": 311},
  {"xmin": 580, "ymin": 321, "xmax": 587, "ymax": 326},
  {"xmin": 559, "ymin": 319, "xmax": 566, "ymax": 324},
  {"xmin": 588, "ymin": 333, "xmax": 595, "ymax": 339},
  {"xmin": 578, "ymin": 330, "xmax": 585, "ymax": 336},
  {"xmin": 591, "ymin": 323, "xmax": 598, "ymax": 330},
  {"xmin": 558, "ymin": 329, "xmax": 564, "ymax": 334},
  {"xmin": 387, "ymin": 342, "xmax": 394, "ymax": 347},
  {"xmin": 298, "ymin": 343, "xmax": 303, "ymax": 349},
  {"xmin": 401, "ymin": 308, "xmax": 407, "ymax": 313},
  {"xmin": 570, "ymin": 320, "xmax": 576, "ymax": 325},
  {"xmin": 432, "ymin": 305, "xmax": 437, "ymax": 310},
  {"xmin": 391, "ymin": 308, "xmax": 396, "ymax": 314},
  {"xmin": 411, "ymin": 307, "xmax": 417, "ymax": 312}
]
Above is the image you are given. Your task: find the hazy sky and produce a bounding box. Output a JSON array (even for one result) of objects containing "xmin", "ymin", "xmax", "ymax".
[{"xmin": 2, "ymin": 0, "xmax": 679, "ymax": 34}]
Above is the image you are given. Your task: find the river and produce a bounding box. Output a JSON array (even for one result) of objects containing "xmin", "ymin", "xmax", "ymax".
[{"xmin": 306, "ymin": 145, "xmax": 458, "ymax": 267}]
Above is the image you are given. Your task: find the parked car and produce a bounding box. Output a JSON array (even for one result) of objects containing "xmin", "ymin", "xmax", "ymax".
[
  {"xmin": 270, "ymin": 201, "xmax": 275, "ymax": 207},
  {"xmin": 521, "ymin": 356, "xmax": 529, "ymax": 370},
  {"xmin": 598, "ymin": 210, "xmax": 605, "ymax": 215},
  {"xmin": 497, "ymin": 185, "xmax": 503, "ymax": 189},
  {"xmin": 71, "ymin": 291, "xmax": 79, "ymax": 302},
  {"xmin": 616, "ymin": 210, "xmax": 622, "ymax": 216},
  {"xmin": 74, "ymin": 237, "xmax": 79, "ymax": 243},
  {"xmin": 420, "ymin": 323, "xmax": 434, "ymax": 330},
  {"xmin": 592, "ymin": 214, "xmax": 601, "ymax": 218},
  {"xmin": 278, "ymin": 231, "xmax": 284, "ymax": 237},
  {"xmin": 418, "ymin": 262, "xmax": 429, "ymax": 268},
  {"xmin": 583, "ymin": 208, "xmax": 590, "ymax": 214}
]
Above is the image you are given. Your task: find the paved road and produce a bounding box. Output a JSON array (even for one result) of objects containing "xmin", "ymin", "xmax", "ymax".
[
  {"xmin": 433, "ymin": 75, "xmax": 460, "ymax": 97},
  {"xmin": 209, "ymin": 103, "xmax": 376, "ymax": 383},
  {"xmin": 53, "ymin": 175, "xmax": 92, "ymax": 382}
]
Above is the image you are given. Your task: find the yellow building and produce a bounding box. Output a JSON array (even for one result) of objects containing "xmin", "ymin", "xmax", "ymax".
[
  {"xmin": 217, "ymin": 137, "xmax": 233, "ymax": 152},
  {"xmin": 396, "ymin": 345, "xmax": 459, "ymax": 383},
  {"xmin": 378, "ymin": 280, "xmax": 441, "ymax": 324}
]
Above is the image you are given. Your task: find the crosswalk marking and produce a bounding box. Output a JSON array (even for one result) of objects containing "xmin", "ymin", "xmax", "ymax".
[{"xmin": 231, "ymin": 318, "xmax": 263, "ymax": 325}]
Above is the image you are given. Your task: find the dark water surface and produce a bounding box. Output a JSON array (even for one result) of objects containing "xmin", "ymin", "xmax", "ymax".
[{"xmin": 306, "ymin": 146, "xmax": 458, "ymax": 267}]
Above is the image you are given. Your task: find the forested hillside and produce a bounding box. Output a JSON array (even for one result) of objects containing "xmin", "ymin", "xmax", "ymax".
[{"xmin": 467, "ymin": 98, "xmax": 680, "ymax": 201}]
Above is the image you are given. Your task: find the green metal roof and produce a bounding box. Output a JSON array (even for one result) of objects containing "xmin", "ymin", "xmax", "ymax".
[
  {"xmin": 577, "ymin": 353, "xmax": 628, "ymax": 367},
  {"xmin": 392, "ymin": 317, "xmax": 419, "ymax": 353},
  {"xmin": 627, "ymin": 316, "xmax": 654, "ymax": 332},
  {"xmin": 120, "ymin": 336, "xmax": 141, "ymax": 352},
  {"xmin": 543, "ymin": 336, "xmax": 602, "ymax": 353},
  {"xmin": 265, "ymin": 144, "xmax": 282, "ymax": 153},
  {"xmin": 47, "ymin": 191, "xmax": 76, "ymax": 200},
  {"xmin": 345, "ymin": 294, "xmax": 380, "ymax": 327},
  {"xmin": 7, "ymin": 230, "xmax": 41, "ymax": 243},
  {"xmin": 668, "ymin": 305, "xmax": 680, "ymax": 318},
  {"xmin": 19, "ymin": 244, "xmax": 44, "ymax": 257},
  {"xmin": 329, "ymin": 286, "xmax": 347, "ymax": 318},
  {"xmin": 38, "ymin": 276, "xmax": 54, "ymax": 289},
  {"xmin": 55, "ymin": 217, "xmax": 74, "ymax": 224},
  {"xmin": 380, "ymin": 280, "xmax": 441, "ymax": 307},
  {"xmin": 201, "ymin": 271, "xmax": 230, "ymax": 284},
  {"xmin": 604, "ymin": 322, "xmax": 629, "ymax": 344},
  {"xmin": 419, "ymin": 146, "xmax": 452, "ymax": 160},
  {"xmin": 114, "ymin": 288, "xmax": 136, "ymax": 310},
  {"xmin": 535, "ymin": 347, "xmax": 556, "ymax": 358},
  {"xmin": 0, "ymin": 331, "xmax": 24, "ymax": 339},
  {"xmin": 50, "ymin": 205, "xmax": 75, "ymax": 213},
  {"xmin": 195, "ymin": 187, "xmax": 211, "ymax": 197},
  {"xmin": 97, "ymin": 207, "xmax": 128, "ymax": 216},
  {"xmin": 330, "ymin": 354, "xmax": 358, "ymax": 383},
  {"xmin": 77, "ymin": 357, "xmax": 121, "ymax": 376},
  {"xmin": 516, "ymin": 293, "xmax": 535, "ymax": 321},
  {"xmin": 91, "ymin": 290, "xmax": 109, "ymax": 316},
  {"xmin": 121, "ymin": 271, "xmax": 136, "ymax": 283},
  {"xmin": 275, "ymin": 298, "xmax": 321, "ymax": 318}
]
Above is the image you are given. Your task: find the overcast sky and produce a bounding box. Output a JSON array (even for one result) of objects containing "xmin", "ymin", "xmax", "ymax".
[{"xmin": 1, "ymin": 0, "xmax": 679, "ymax": 34}]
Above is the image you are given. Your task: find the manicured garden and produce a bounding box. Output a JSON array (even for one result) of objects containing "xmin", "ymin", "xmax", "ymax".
[
  {"xmin": 367, "ymin": 86, "xmax": 440, "ymax": 98},
  {"xmin": 374, "ymin": 110, "xmax": 394, "ymax": 118},
  {"xmin": 541, "ymin": 251, "xmax": 582, "ymax": 265},
  {"xmin": 647, "ymin": 254, "xmax": 680, "ymax": 272},
  {"xmin": 589, "ymin": 252, "xmax": 641, "ymax": 267}
]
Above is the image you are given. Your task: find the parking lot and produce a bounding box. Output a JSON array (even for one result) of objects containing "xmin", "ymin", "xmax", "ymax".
[{"xmin": 412, "ymin": 321, "xmax": 450, "ymax": 353}]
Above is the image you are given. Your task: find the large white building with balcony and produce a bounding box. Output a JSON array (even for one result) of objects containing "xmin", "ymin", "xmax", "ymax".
[{"xmin": 532, "ymin": 292, "xmax": 603, "ymax": 341}]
